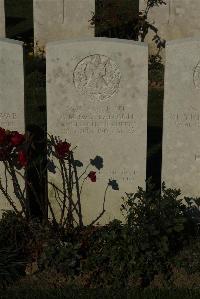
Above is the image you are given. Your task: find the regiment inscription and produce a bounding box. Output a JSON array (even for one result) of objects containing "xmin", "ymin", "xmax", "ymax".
[{"xmin": 58, "ymin": 104, "xmax": 136, "ymax": 135}]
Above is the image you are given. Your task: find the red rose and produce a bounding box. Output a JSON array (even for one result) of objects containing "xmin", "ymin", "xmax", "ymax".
[
  {"xmin": 10, "ymin": 131, "xmax": 25, "ymax": 146},
  {"xmin": 55, "ymin": 141, "xmax": 71, "ymax": 159},
  {"xmin": 0, "ymin": 128, "xmax": 7, "ymax": 145},
  {"xmin": 18, "ymin": 150, "xmax": 27, "ymax": 167},
  {"xmin": 88, "ymin": 171, "xmax": 96, "ymax": 182}
]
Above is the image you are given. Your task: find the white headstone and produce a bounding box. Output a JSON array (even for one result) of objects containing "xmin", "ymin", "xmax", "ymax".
[
  {"xmin": 162, "ymin": 38, "xmax": 200, "ymax": 197},
  {"xmin": 140, "ymin": 0, "xmax": 200, "ymax": 58},
  {"xmin": 0, "ymin": 0, "xmax": 5, "ymax": 37},
  {"xmin": 47, "ymin": 38, "xmax": 148, "ymax": 225},
  {"xmin": 0, "ymin": 38, "xmax": 24, "ymax": 214},
  {"xmin": 33, "ymin": 0, "xmax": 95, "ymax": 52}
]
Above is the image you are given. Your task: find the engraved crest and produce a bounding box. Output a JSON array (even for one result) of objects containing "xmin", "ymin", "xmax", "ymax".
[
  {"xmin": 73, "ymin": 54, "xmax": 121, "ymax": 100},
  {"xmin": 193, "ymin": 61, "xmax": 200, "ymax": 89}
]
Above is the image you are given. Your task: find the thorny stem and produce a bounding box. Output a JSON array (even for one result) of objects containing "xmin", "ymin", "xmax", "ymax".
[
  {"xmin": 71, "ymin": 153, "xmax": 83, "ymax": 228},
  {"xmin": 80, "ymin": 177, "xmax": 87, "ymax": 195},
  {"xmin": 66, "ymin": 153, "xmax": 74, "ymax": 228},
  {"xmin": 59, "ymin": 160, "xmax": 67, "ymax": 225},
  {"xmin": 0, "ymin": 179, "xmax": 22, "ymax": 215},
  {"xmin": 47, "ymin": 195, "xmax": 57, "ymax": 226},
  {"xmin": 9, "ymin": 162, "xmax": 43, "ymax": 217},
  {"xmin": 89, "ymin": 184, "xmax": 109, "ymax": 226},
  {"xmin": 78, "ymin": 163, "xmax": 90, "ymax": 180},
  {"xmin": 48, "ymin": 180, "xmax": 80, "ymax": 217},
  {"xmin": 5, "ymin": 160, "xmax": 26, "ymax": 214},
  {"xmin": 4, "ymin": 163, "xmax": 8, "ymax": 194}
]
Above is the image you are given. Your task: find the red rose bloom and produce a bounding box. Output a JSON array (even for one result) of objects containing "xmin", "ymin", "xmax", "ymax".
[
  {"xmin": 18, "ymin": 150, "xmax": 27, "ymax": 167},
  {"xmin": 88, "ymin": 171, "xmax": 96, "ymax": 182},
  {"xmin": 0, "ymin": 128, "xmax": 7, "ymax": 145},
  {"xmin": 10, "ymin": 131, "xmax": 25, "ymax": 146},
  {"xmin": 55, "ymin": 141, "xmax": 71, "ymax": 159}
]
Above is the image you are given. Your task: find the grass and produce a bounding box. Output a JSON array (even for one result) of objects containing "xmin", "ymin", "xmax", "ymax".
[{"xmin": 1, "ymin": 287, "xmax": 200, "ymax": 299}]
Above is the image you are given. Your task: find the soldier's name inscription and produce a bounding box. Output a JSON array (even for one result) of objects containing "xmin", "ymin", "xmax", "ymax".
[
  {"xmin": 58, "ymin": 105, "xmax": 136, "ymax": 135},
  {"xmin": 169, "ymin": 111, "xmax": 200, "ymax": 128}
]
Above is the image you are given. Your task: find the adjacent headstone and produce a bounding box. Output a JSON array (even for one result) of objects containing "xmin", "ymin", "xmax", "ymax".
[
  {"xmin": 0, "ymin": 0, "xmax": 5, "ymax": 37},
  {"xmin": 0, "ymin": 38, "xmax": 24, "ymax": 214},
  {"xmin": 33, "ymin": 0, "xmax": 95, "ymax": 52},
  {"xmin": 47, "ymin": 37, "xmax": 148, "ymax": 225},
  {"xmin": 162, "ymin": 38, "xmax": 200, "ymax": 197},
  {"xmin": 140, "ymin": 0, "xmax": 200, "ymax": 58}
]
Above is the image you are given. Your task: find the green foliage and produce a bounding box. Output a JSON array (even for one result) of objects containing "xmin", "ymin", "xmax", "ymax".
[
  {"xmin": 1, "ymin": 287, "xmax": 200, "ymax": 299},
  {"xmin": 38, "ymin": 239, "xmax": 82, "ymax": 276},
  {"xmin": 92, "ymin": 0, "xmax": 166, "ymax": 61},
  {"xmin": 0, "ymin": 210, "xmax": 50, "ymax": 255},
  {"xmin": 37, "ymin": 184, "xmax": 198, "ymax": 288},
  {"xmin": 148, "ymin": 57, "xmax": 164, "ymax": 82},
  {"xmin": 0, "ymin": 211, "xmax": 30, "ymax": 286},
  {"xmin": 172, "ymin": 238, "xmax": 200, "ymax": 275},
  {"xmin": 0, "ymin": 185, "xmax": 198, "ymax": 289},
  {"xmin": 79, "ymin": 220, "xmax": 136, "ymax": 288},
  {"xmin": 0, "ymin": 211, "xmax": 30, "ymax": 252},
  {"xmin": 0, "ymin": 248, "xmax": 25, "ymax": 289},
  {"xmin": 38, "ymin": 221, "xmax": 135, "ymax": 288},
  {"xmin": 94, "ymin": 0, "xmax": 139, "ymax": 39},
  {"xmin": 0, "ymin": 211, "xmax": 52, "ymax": 287},
  {"xmin": 120, "ymin": 182, "xmax": 194, "ymax": 285}
]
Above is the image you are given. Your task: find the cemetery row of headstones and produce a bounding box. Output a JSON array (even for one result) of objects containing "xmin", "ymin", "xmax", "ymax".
[
  {"xmin": 0, "ymin": 36, "xmax": 200, "ymax": 224},
  {"xmin": 140, "ymin": 0, "xmax": 200, "ymax": 55},
  {"xmin": 1, "ymin": 1, "xmax": 200, "ymax": 55}
]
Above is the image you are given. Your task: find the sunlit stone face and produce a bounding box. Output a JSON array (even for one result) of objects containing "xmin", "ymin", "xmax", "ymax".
[
  {"xmin": 47, "ymin": 38, "xmax": 148, "ymax": 225},
  {"xmin": 33, "ymin": 0, "xmax": 95, "ymax": 51},
  {"xmin": 162, "ymin": 39, "xmax": 200, "ymax": 197}
]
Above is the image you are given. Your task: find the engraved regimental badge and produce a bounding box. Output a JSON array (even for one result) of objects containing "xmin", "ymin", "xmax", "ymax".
[{"xmin": 73, "ymin": 54, "xmax": 121, "ymax": 100}]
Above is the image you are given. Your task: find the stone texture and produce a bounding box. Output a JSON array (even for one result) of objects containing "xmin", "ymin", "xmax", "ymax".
[
  {"xmin": 0, "ymin": 0, "xmax": 5, "ymax": 37},
  {"xmin": 140, "ymin": 0, "xmax": 200, "ymax": 59},
  {"xmin": 162, "ymin": 38, "xmax": 200, "ymax": 197},
  {"xmin": 47, "ymin": 38, "xmax": 148, "ymax": 225},
  {"xmin": 33, "ymin": 0, "xmax": 95, "ymax": 51},
  {"xmin": 0, "ymin": 38, "xmax": 24, "ymax": 213}
]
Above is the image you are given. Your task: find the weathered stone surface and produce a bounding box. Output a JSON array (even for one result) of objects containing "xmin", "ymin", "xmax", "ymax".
[
  {"xmin": 0, "ymin": 38, "xmax": 24, "ymax": 213},
  {"xmin": 33, "ymin": 0, "xmax": 95, "ymax": 51},
  {"xmin": 162, "ymin": 38, "xmax": 200, "ymax": 197},
  {"xmin": 140, "ymin": 0, "xmax": 200, "ymax": 58},
  {"xmin": 0, "ymin": 39, "xmax": 24, "ymax": 132},
  {"xmin": 0, "ymin": 0, "xmax": 5, "ymax": 37},
  {"xmin": 47, "ymin": 38, "xmax": 148, "ymax": 225}
]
